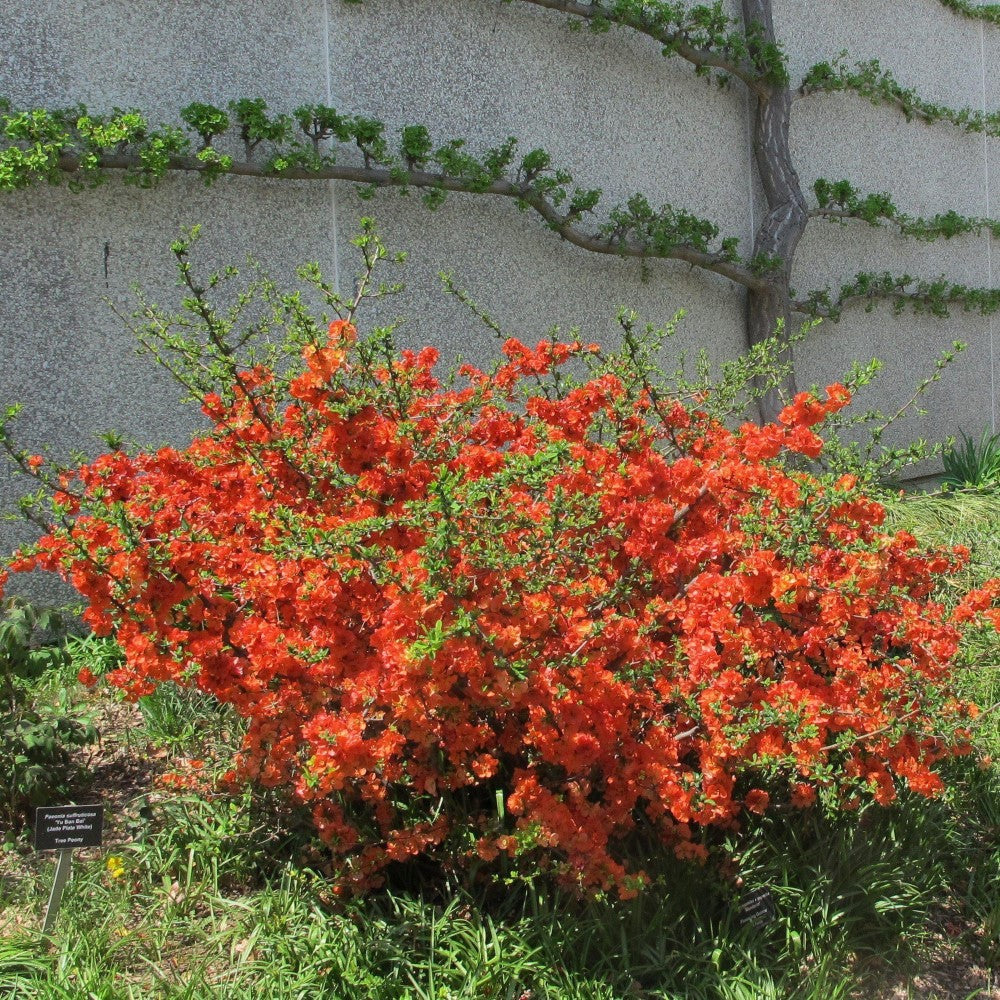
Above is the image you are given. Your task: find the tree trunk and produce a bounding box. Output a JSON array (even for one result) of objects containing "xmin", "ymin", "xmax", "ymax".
[{"xmin": 742, "ymin": 0, "xmax": 809, "ymax": 422}]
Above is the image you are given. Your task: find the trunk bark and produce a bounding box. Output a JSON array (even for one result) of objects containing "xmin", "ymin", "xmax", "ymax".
[{"xmin": 742, "ymin": 0, "xmax": 809, "ymax": 422}]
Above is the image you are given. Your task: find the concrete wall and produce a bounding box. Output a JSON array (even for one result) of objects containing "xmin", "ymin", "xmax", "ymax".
[
  {"xmin": 1, "ymin": 0, "xmax": 997, "ymax": 591},
  {"xmin": 780, "ymin": 0, "xmax": 997, "ymax": 460}
]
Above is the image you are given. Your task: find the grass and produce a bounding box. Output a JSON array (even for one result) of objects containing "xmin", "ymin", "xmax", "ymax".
[
  {"xmin": 883, "ymin": 489, "xmax": 1000, "ymax": 985},
  {"xmin": 0, "ymin": 489, "xmax": 998, "ymax": 998},
  {"xmin": 0, "ymin": 817, "xmax": 946, "ymax": 1000}
]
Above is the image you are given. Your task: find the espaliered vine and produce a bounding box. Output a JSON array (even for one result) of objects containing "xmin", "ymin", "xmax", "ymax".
[
  {"xmin": 801, "ymin": 57, "xmax": 1000, "ymax": 137},
  {"xmin": 797, "ymin": 273, "xmax": 1000, "ymax": 323},
  {"xmin": 2, "ymin": 0, "xmax": 1000, "ymax": 419},
  {"xmin": 936, "ymin": 0, "xmax": 1000, "ymax": 26},
  {"xmin": 811, "ymin": 178, "xmax": 1000, "ymax": 243},
  {"xmin": 0, "ymin": 101, "xmax": 762, "ymax": 288},
  {"xmin": 494, "ymin": 0, "xmax": 787, "ymax": 89}
]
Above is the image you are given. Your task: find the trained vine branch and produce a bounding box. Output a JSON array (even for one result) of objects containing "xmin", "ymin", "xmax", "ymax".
[
  {"xmin": 0, "ymin": 102, "xmax": 762, "ymax": 288},
  {"xmin": 499, "ymin": 0, "xmax": 784, "ymax": 90},
  {"xmin": 800, "ymin": 56, "xmax": 1000, "ymax": 136},
  {"xmin": 936, "ymin": 0, "xmax": 1000, "ymax": 26}
]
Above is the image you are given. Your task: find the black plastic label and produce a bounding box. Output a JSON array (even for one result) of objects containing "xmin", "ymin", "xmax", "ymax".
[
  {"xmin": 34, "ymin": 805, "xmax": 104, "ymax": 851},
  {"xmin": 738, "ymin": 886, "xmax": 776, "ymax": 927}
]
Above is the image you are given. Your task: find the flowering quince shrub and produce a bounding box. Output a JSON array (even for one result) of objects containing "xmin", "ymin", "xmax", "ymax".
[{"xmin": 2, "ymin": 280, "xmax": 999, "ymax": 897}]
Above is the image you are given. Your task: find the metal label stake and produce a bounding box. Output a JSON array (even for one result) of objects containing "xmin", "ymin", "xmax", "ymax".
[{"xmin": 42, "ymin": 849, "xmax": 74, "ymax": 934}]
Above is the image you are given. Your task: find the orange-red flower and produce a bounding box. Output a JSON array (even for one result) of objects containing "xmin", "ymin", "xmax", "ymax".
[
  {"xmin": 76, "ymin": 667, "xmax": 98, "ymax": 687},
  {"xmin": 4, "ymin": 326, "xmax": 995, "ymax": 898}
]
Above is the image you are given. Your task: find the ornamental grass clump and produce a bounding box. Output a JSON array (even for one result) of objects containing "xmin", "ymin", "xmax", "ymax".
[{"xmin": 2, "ymin": 238, "xmax": 998, "ymax": 899}]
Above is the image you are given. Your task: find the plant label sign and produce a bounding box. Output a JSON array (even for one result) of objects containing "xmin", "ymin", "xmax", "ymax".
[
  {"xmin": 738, "ymin": 886, "xmax": 776, "ymax": 927},
  {"xmin": 34, "ymin": 804, "xmax": 104, "ymax": 851}
]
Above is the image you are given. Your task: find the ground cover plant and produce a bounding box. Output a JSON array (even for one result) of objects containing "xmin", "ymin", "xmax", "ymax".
[
  {"xmin": 1, "ymin": 227, "xmax": 998, "ymax": 909},
  {"xmin": 942, "ymin": 430, "xmax": 1000, "ymax": 491}
]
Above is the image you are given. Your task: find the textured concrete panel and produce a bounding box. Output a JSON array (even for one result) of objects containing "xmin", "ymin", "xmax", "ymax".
[
  {"xmin": 980, "ymin": 3, "xmax": 998, "ymax": 429},
  {"xmin": 787, "ymin": 74, "xmax": 994, "ymax": 447},
  {"xmin": 988, "ymin": 126, "xmax": 1000, "ymax": 220},
  {"xmin": 793, "ymin": 223, "xmax": 995, "ymax": 456},
  {"xmin": 985, "ymin": 22, "xmax": 1000, "ymax": 115},
  {"xmin": 778, "ymin": 0, "xmax": 993, "ymax": 439},
  {"xmin": 771, "ymin": 1, "xmax": 994, "ymax": 443},
  {"xmin": 790, "ymin": 91, "xmax": 987, "ymax": 219},
  {"xmin": 795, "ymin": 306, "xmax": 995, "ymax": 471},
  {"xmin": 3, "ymin": 0, "xmax": 328, "ymax": 112},
  {"xmin": 986, "ymin": 0, "xmax": 999, "ymax": 189},
  {"xmin": 793, "ymin": 39, "xmax": 995, "ymax": 456},
  {"xmin": 976, "ymin": 17, "xmax": 998, "ymax": 430},
  {"xmin": 794, "ymin": 215, "xmax": 991, "ymax": 293},
  {"xmin": 0, "ymin": 0, "xmax": 334, "ymax": 587},
  {"xmin": 326, "ymin": 0, "xmax": 754, "ymax": 382}
]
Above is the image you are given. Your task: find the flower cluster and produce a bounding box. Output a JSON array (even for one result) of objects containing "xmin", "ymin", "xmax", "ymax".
[{"xmin": 4, "ymin": 319, "xmax": 996, "ymax": 896}]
